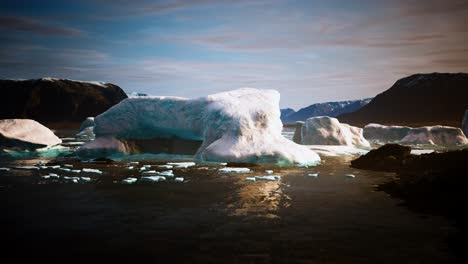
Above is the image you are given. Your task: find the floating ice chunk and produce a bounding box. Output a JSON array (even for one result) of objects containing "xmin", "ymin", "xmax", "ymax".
[
  {"xmin": 122, "ymin": 177, "xmax": 138, "ymax": 184},
  {"xmin": 265, "ymin": 170, "xmax": 274, "ymax": 174},
  {"xmin": 41, "ymin": 175, "xmax": 50, "ymax": 179},
  {"xmin": 59, "ymin": 168, "xmax": 71, "ymax": 172},
  {"xmin": 80, "ymin": 177, "xmax": 91, "ymax": 182},
  {"xmin": 48, "ymin": 173, "xmax": 59, "ymax": 179},
  {"xmin": 39, "ymin": 166, "xmax": 48, "ymax": 169},
  {"xmin": 307, "ymin": 173, "xmax": 319, "ymax": 178},
  {"xmin": 244, "ymin": 177, "xmax": 256, "ymax": 182},
  {"xmin": 14, "ymin": 166, "xmax": 40, "ymax": 170},
  {"xmin": 140, "ymin": 176, "xmax": 166, "ymax": 183},
  {"xmin": 174, "ymin": 177, "xmax": 184, "ymax": 182},
  {"xmin": 127, "ymin": 166, "xmax": 134, "ymax": 170},
  {"xmin": 254, "ymin": 175, "xmax": 281, "ymax": 181},
  {"xmin": 219, "ymin": 167, "xmax": 251, "ymax": 173},
  {"xmin": 82, "ymin": 168, "xmax": 103, "ymax": 174},
  {"xmin": 142, "ymin": 170, "xmax": 174, "ymax": 177},
  {"xmin": 63, "ymin": 176, "xmax": 80, "ymax": 183},
  {"xmin": 344, "ymin": 174, "xmax": 356, "ymax": 179},
  {"xmin": 158, "ymin": 165, "xmax": 173, "ymax": 169},
  {"xmin": 64, "ymin": 164, "xmax": 73, "ymax": 168},
  {"xmin": 0, "ymin": 167, "xmax": 11, "ymax": 171},
  {"xmin": 142, "ymin": 165, "xmax": 152, "ymax": 168},
  {"xmin": 36, "ymin": 161, "xmax": 47, "ymax": 166},
  {"xmin": 71, "ymin": 170, "xmax": 81, "ymax": 173},
  {"xmin": 139, "ymin": 167, "xmax": 147, "ymax": 171},
  {"xmin": 166, "ymin": 162, "xmax": 196, "ymax": 168},
  {"xmin": 49, "ymin": 165, "xmax": 60, "ymax": 169},
  {"xmin": 129, "ymin": 161, "xmax": 139, "ymax": 165},
  {"xmin": 141, "ymin": 170, "xmax": 157, "ymax": 175}
]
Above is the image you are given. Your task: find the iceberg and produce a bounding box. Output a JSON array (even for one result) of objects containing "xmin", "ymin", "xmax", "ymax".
[
  {"xmin": 82, "ymin": 168, "xmax": 103, "ymax": 174},
  {"xmin": 122, "ymin": 177, "xmax": 138, "ymax": 184},
  {"xmin": 254, "ymin": 175, "xmax": 281, "ymax": 181},
  {"xmin": 298, "ymin": 116, "xmax": 370, "ymax": 147},
  {"xmin": 219, "ymin": 167, "xmax": 251, "ymax": 173},
  {"xmin": 0, "ymin": 119, "xmax": 61, "ymax": 150},
  {"xmin": 174, "ymin": 177, "xmax": 184, "ymax": 182},
  {"xmin": 0, "ymin": 167, "xmax": 10, "ymax": 171},
  {"xmin": 140, "ymin": 176, "xmax": 166, "ymax": 183},
  {"xmin": 363, "ymin": 123, "xmax": 412, "ymax": 143},
  {"xmin": 78, "ymin": 88, "xmax": 320, "ymax": 165},
  {"xmin": 166, "ymin": 162, "xmax": 196, "ymax": 168},
  {"xmin": 244, "ymin": 177, "xmax": 256, "ymax": 182},
  {"xmin": 400, "ymin": 126, "xmax": 468, "ymax": 146}
]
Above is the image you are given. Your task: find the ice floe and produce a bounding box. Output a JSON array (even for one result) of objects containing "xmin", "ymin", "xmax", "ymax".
[{"xmin": 219, "ymin": 167, "xmax": 251, "ymax": 173}]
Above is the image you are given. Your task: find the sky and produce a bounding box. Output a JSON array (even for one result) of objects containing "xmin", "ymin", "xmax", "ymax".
[{"xmin": 0, "ymin": 0, "xmax": 467, "ymax": 109}]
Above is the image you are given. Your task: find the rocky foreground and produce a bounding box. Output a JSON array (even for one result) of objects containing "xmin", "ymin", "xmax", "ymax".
[{"xmin": 352, "ymin": 144, "xmax": 468, "ymax": 220}]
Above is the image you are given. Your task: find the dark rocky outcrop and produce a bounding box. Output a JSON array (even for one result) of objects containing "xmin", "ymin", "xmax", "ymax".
[
  {"xmin": 351, "ymin": 144, "xmax": 412, "ymax": 172},
  {"xmin": 338, "ymin": 73, "xmax": 468, "ymax": 127},
  {"xmin": 352, "ymin": 144, "xmax": 468, "ymax": 239},
  {"xmin": 0, "ymin": 78, "xmax": 127, "ymax": 126}
]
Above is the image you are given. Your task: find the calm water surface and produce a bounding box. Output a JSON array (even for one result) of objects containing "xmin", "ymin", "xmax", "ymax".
[{"xmin": 0, "ymin": 153, "xmax": 456, "ymax": 263}]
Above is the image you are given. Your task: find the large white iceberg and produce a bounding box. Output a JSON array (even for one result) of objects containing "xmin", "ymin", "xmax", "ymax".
[
  {"xmin": 78, "ymin": 88, "xmax": 320, "ymax": 165},
  {"xmin": 0, "ymin": 119, "xmax": 62, "ymax": 150},
  {"xmin": 297, "ymin": 116, "xmax": 370, "ymax": 147},
  {"xmin": 400, "ymin": 126, "xmax": 468, "ymax": 145}
]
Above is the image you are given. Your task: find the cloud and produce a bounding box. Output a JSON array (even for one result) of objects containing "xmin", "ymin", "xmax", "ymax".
[{"xmin": 0, "ymin": 16, "xmax": 83, "ymax": 37}]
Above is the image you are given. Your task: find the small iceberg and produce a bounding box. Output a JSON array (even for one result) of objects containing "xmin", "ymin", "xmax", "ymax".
[
  {"xmin": 0, "ymin": 167, "xmax": 10, "ymax": 171},
  {"xmin": 166, "ymin": 162, "xmax": 196, "ymax": 168},
  {"xmin": 142, "ymin": 170, "xmax": 174, "ymax": 177},
  {"xmin": 307, "ymin": 173, "xmax": 319, "ymax": 178},
  {"xmin": 122, "ymin": 177, "xmax": 138, "ymax": 184},
  {"xmin": 71, "ymin": 170, "xmax": 81, "ymax": 173},
  {"xmin": 64, "ymin": 164, "xmax": 73, "ymax": 168},
  {"xmin": 129, "ymin": 161, "xmax": 139, "ymax": 165},
  {"xmin": 82, "ymin": 168, "xmax": 103, "ymax": 174},
  {"xmin": 80, "ymin": 177, "xmax": 92, "ymax": 182},
  {"xmin": 254, "ymin": 175, "xmax": 281, "ymax": 181},
  {"xmin": 58, "ymin": 168, "xmax": 71, "ymax": 172},
  {"xmin": 174, "ymin": 177, "xmax": 184, "ymax": 182},
  {"xmin": 126, "ymin": 166, "xmax": 134, "ymax": 170},
  {"xmin": 14, "ymin": 166, "xmax": 40, "ymax": 170},
  {"xmin": 140, "ymin": 176, "xmax": 166, "ymax": 183},
  {"xmin": 219, "ymin": 167, "xmax": 251, "ymax": 173},
  {"xmin": 158, "ymin": 165, "xmax": 173, "ymax": 169},
  {"xmin": 265, "ymin": 170, "xmax": 274, "ymax": 175},
  {"xmin": 344, "ymin": 174, "xmax": 356, "ymax": 179},
  {"xmin": 244, "ymin": 177, "xmax": 256, "ymax": 182}
]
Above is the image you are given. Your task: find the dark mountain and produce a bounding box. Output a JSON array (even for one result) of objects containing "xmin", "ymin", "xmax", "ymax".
[
  {"xmin": 281, "ymin": 98, "xmax": 372, "ymax": 124},
  {"xmin": 338, "ymin": 73, "xmax": 468, "ymax": 127},
  {"xmin": 0, "ymin": 78, "xmax": 128, "ymax": 126},
  {"xmin": 280, "ymin": 108, "xmax": 295, "ymax": 120}
]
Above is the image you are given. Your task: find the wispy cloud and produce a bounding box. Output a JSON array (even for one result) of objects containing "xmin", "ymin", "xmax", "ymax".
[{"xmin": 0, "ymin": 16, "xmax": 83, "ymax": 37}]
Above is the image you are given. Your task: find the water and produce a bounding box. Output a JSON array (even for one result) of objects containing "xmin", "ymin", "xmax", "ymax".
[{"xmin": 0, "ymin": 154, "xmax": 456, "ymax": 263}]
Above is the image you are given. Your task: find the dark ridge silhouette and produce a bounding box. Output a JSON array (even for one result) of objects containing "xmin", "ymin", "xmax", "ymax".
[
  {"xmin": 338, "ymin": 73, "xmax": 468, "ymax": 127},
  {"xmin": 0, "ymin": 78, "xmax": 128, "ymax": 126}
]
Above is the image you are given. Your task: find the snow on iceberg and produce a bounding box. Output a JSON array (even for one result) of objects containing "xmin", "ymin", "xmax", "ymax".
[
  {"xmin": 0, "ymin": 119, "xmax": 61, "ymax": 150},
  {"xmin": 298, "ymin": 116, "xmax": 370, "ymax": 147},
  {"xmin": 400, "ymin": 126, "xmax": 468, "ymax": 146},
  {"xmin": 78, "ymin": 88, "xmax": 320, "ymax": 165}
]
